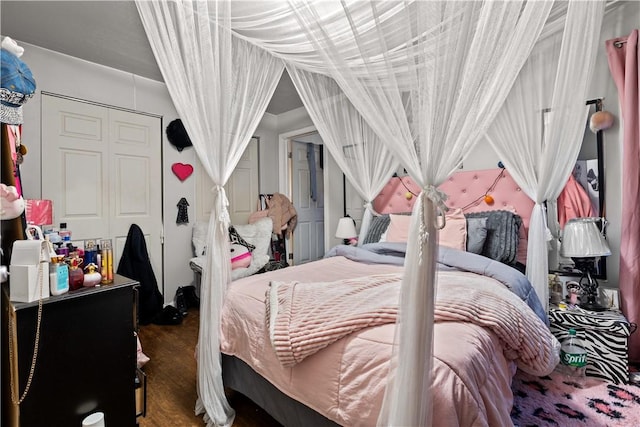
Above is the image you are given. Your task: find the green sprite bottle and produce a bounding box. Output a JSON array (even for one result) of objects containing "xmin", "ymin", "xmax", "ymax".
[{"xmin": 558, "ymin": 328, "xmax": 587, "ymax": 377}]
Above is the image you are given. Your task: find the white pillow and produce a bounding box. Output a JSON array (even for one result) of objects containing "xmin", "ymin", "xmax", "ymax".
[
  {"xmin": 231, "ymin": 217, "xmax": 273, "ymax": 280},
  {"xmin": 192, "ymin": 221, "xmax": 209, "ymax": 256}
]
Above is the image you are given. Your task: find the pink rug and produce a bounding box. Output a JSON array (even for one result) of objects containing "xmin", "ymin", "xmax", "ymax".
[{"xmin": 511, "ymin": 370, "xmax": 640, "ymax": 427}]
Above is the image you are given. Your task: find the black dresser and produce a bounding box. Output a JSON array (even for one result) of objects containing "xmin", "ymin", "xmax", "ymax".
[{"xmin": 2, "ymin": 274, "xmax": 139, "ymax": 427}]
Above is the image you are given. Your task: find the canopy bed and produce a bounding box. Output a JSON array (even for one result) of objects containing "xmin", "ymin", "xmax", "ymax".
[
  {"xmin": 134, "ymin": 1, "xmax": 609, "ymax": 425},
  {"xmin": 217, "ymin": 167, "xmax": 558, "ymax": 426}
]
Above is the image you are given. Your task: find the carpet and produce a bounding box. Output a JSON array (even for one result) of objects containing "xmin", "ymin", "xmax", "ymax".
[{"xmin": 511, "ymin": 370, "xmax": 640, "ymax": 427}]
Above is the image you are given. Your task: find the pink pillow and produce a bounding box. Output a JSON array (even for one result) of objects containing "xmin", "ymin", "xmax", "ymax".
[
  {"xmin": 386, "ymin": 214, "xmax": 413, "ymax": 243},
  {"xmin": 438, "ymin": 208, "xmax": 467, "ymax": 251}
]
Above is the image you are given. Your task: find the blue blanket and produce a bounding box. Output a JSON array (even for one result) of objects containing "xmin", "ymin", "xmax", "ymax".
[{"xmin": 325, "ymin": 242, "xmax": 548, "ymax": 325}]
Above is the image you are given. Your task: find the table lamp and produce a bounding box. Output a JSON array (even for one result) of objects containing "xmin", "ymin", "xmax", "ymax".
[
  {"xmin": 560, "ymin": 217, "xmax": 611, "ymax": 311},
  {"xmin": 336, "ymin": 216, "xmax": 357, "ymax": 245}
]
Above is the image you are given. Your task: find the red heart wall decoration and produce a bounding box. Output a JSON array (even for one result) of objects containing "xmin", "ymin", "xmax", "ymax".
[{"xmin": 171, "ymin": 163, "xmax": 194, "ymax": 182}]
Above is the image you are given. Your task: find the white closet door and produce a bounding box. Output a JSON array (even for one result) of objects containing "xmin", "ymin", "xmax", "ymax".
[
  {"xmin": 108, "ymin": 108, "xmax": 162, "ymax": 279},
  {"xmin": 196, "ymin": 137, "xmax": 259, "ymax": 225},
  {"xmin": 42, "ymin": 94, "xmax": 163, "ymax": 286}
]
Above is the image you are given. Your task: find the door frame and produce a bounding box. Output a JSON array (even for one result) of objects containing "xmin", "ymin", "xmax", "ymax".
[{"xmin": 278, "ymin": 126, "xmax": 343, "ymax": 261}]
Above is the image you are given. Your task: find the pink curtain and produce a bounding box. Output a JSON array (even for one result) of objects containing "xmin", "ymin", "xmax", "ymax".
[{"xmin": 607, "ymin": 29, "xmax": 640, "ymax": 362}]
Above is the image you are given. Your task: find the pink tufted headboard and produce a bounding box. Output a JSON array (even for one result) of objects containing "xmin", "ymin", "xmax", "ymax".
[{"xmin": 373, "ymin": 168, "xmax": 534, "ymax": 264}]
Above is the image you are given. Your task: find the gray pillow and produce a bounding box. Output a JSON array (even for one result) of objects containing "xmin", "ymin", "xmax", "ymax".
[
  {"xmin": 466, "ymin": 217, "xmax": 488, "ymax": 254},
  {"xmin": 465, "ymin": 211, "xmax": 521, "ymax": 265},
  {"xmin": 362, "ymin": 214, "xmax": 391, "ymax": 245}
]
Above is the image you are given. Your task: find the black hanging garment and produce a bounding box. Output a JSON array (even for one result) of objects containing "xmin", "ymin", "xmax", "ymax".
[{"xmin": 117, "ymin": 224, "xmax": 163, "ymax": 325}]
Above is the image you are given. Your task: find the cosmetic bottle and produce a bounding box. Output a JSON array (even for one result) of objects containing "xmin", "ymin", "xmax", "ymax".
[
  {"xmin": 100, "ymin": 239, "xmax": 114, "ymax": 284},
  {"xmin": 50, "ymin": 255, "xmax": 69, "ymax": 296},
  {"xmin": 84, "ymin": 239, "xmax": 97, "ymax": 267},
  {"xmin": 83, "ymin": 263, "xmax": 102, "ymax": 287},
  {"xmin": 68, "ymin": 255, "xmax": 84, "ymax": 291}
]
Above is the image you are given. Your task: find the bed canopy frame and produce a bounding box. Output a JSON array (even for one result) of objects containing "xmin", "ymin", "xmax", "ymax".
[{"xmin": 134, "ymin": 1, "xmax": 610, "ymax": 425}]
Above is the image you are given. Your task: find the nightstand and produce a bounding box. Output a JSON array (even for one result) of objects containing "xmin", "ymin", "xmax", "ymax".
[{"xmin": 548, "ymin": 306, "xmax": 633, "ymax": 384}]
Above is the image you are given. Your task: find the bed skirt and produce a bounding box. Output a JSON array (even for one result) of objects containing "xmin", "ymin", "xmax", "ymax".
[{"xmin": 222, "ymin": 354, "xmax": 339, "ymax": 427}]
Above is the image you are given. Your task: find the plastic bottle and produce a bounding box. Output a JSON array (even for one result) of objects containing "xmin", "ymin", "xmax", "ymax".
[
  {"xmin": 558, "ymin": 328, "xmax": 587, "ymax": 377},
  {"xmin": 49, "ymin": 255, "xmax": 69, "ymax": 296}
]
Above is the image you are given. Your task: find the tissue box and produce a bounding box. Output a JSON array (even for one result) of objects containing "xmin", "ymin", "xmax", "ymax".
[
  {"xmin": 549, "ymin": 307, "xmax": 632, "ymax": 383},
  {"xmin": 10, "ymin": 239, "xmax": 50, "ymax": 303}
]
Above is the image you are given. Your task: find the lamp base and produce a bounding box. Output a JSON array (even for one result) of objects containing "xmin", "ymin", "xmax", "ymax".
[{"xmin": 579, "ymin": 301, "xmax": 607, "ymax": 312}]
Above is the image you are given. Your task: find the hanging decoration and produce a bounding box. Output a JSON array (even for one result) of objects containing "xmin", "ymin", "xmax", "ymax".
[
  {"xmin": 0, "ymin": 37, "xmax": 36, "ymax": 125},
  {"xmin": 166, "ymin": 119, "xmax": 193, "ymax": 152},
  {"xmin": 176, "ymin": 197, "xmax": 189, "ymax": 225},
  {"xmin": 171, "ymin": 162, "xmax": 193, "ymax": 182},
  {"xmin": 589, "ymin": 104, "xmax": 615, "ymax": 133},
  {"xmin": 460, "ymin": 168, "xmax": 506, "ymax": 210}
]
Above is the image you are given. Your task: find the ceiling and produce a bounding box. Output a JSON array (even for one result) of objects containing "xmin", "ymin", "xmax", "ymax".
[{"xmin": 0, "ymin": 1, "xmax": 304, "ymax": 115}]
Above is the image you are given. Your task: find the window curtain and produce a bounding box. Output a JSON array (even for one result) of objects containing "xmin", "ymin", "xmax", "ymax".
[
  {"xmin": 607, "ymin": 29, "xmax": 640, "ymax": 362},
  {"xmin": 288, "ymin": 2, "xmax": 551, "ymax": 425},
  {"xmin": 135, "ymin": 1, "xmax": 284, "ymax": 425},
  {"xmin": 286, "ymin": 64, "xmax": 399, "ymax": 243},
  {"xmin": 483, "ymin": 1, "xmax": 605, "ymax": 311}
]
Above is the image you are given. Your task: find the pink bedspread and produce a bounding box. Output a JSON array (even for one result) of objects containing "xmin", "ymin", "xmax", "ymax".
[
  {"xmin": 267, "ymin": 271, "xmax": 558, "ymax": 376},
  {"xmin": 220, "ymin": 256, "xmax": 558, "ymax": 427}
]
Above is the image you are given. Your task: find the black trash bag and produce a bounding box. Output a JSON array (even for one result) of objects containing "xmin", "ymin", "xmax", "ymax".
[{"xmin": 117, "ymin": 224, "xmax": 164, "ymax": 325}]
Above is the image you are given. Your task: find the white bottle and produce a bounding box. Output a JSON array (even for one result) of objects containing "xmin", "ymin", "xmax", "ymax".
[
  {"xmin": 49, "ymin": 255, "xmax": 69, "ymax": 296},
  {"xmin": 558, "ymin": 328, "xmax": 587, "ymax": 377}
]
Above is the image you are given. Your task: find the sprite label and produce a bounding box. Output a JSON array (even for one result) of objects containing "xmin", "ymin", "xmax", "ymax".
[{"xmin": 561, "ymin": 350, "xmax": 587, "ymax": 367}]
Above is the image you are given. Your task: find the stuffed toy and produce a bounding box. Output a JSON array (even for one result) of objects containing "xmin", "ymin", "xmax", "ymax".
[
  {"xmin": 230, "ymin": 243, "xmax": 252, "ymax": 270},
  {"xmin": 589, "ymin": 110, "xmax": 614, "ymax": 133},
  {"xmin": 229, "ymin": 225, "xmax": 255, "ymax": 270},
  {"xmin": 0, "ymin": 183, "xmax": 24, "ymax": 220}
]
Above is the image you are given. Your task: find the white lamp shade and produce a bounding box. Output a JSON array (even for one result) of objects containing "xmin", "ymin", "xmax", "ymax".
[
  {"xmin": 560, "ymin": 217, "xmax": 611, "ymax": 258},
  {"xmin": 336, "ymin": 217, "xmax": 357, "ymax": 239}
]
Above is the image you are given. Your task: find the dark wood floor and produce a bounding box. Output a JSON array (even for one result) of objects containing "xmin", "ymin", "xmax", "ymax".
[{"xmin": 137, "ymin": 307, "xmax": 282, "ymax": 427}]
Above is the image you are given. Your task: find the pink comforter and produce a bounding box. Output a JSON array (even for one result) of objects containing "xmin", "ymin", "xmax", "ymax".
[
  {"xmin": 220, "ymin": 256, "xmax": 558, "ymax": 427},
  {"xmin": 267, "ymin": 271, "xmax": 558, "ymax": 376}
]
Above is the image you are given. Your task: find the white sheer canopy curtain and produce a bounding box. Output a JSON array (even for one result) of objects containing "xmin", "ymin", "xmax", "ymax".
[
  {"xmin": 288, "ymin": 2, "xmax": 552, "ymax": 426},
  {"xmin": 484, "ymin": 1, "xmax": 604, "ymax": 312},
  {"xmin": 135, "ymin": 1, "xmax": 284, "ymax": 426},
  {"xmin": 286, "ymin": 64, "xmax": 399, "ymax": 242}
]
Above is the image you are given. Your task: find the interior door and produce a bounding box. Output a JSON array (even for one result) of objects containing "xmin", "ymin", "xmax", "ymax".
[
  {"xmin": 291, "ymin": 139, "xmax": 324, "ymax": 264},
  {"xmin": 225, "ymin": 137, "xmax": 259, "ymax": 225},
  {"xmin": 41, "ymin": 94, "xmax": 163, "ymax": 285},
  {"xmin": 196, "ymin": 137, "xmax": 259, "ymax": 225}
]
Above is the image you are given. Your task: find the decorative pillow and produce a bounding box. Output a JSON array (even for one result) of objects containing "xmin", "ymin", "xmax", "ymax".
[
  {"xmin": 230, "ymin": 243, "xmax": 252, "ymax": 270},
  {"xmin": 386, "ymin": 214, "xmax": 413, "ymax": 243},
  {"xmin": 438, "ymin": 209, "xmax": 467, "ymax": 251},
  {"xmin": 229, "ymin": 225, "xmax": 256, "ymax": 252},
  {"xmin": 466, "ymin": 217, "xmax": 488, "ymax": 254},
  {"xmin": 464, "ymin": 210, "xmax": 522, "ymax": 265},
  {"xmin": 230, "ymin": 217, "xmax": 273, "ymax": 280},
  {"xmin": 192, "ymin": 221, "xmax": 209, "ymax": 256},
  {"xmin": 362, "ymin": 214, "xmax": 391, "ymax": 244}
]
